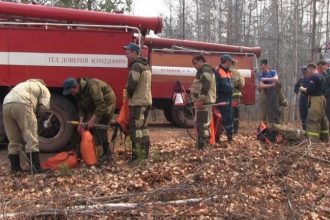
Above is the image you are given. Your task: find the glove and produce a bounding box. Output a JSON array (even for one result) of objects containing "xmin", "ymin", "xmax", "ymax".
[
  {"xmin": 299, "ymin": 86, "xmax": 307, "ymax": 93},
  {"xmin": 36, "ymin": 104, "xmax": 48, "ymax": 117},
  {"xmin": 194, "ymin": 100, "xmax": 204, "ymax": 108},
  {"xmin": 198, "ymin": 95, "xmax": 206, "ymax": 102}
]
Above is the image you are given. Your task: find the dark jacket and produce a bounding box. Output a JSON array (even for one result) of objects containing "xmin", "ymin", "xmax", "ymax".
[
  {"xmin": 322, "ymin": 69, "xmax": 330, "ymax": 97},
  {"xmin": 215, "ymin": 65, "xmax": 234, "ymax": 102},
  {"xmin": 306, "ymin": 75, "xmax": 323, "ymax": 96}
]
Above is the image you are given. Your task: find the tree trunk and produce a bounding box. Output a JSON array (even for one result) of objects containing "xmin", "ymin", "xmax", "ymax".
[
  {"xmin": 311, "ymin": 0, "xmax": 317, "ymax": 61},
  {"xmin": 326, "ymin": 0, "xmax": 330, "ymax": 43},
  {"xmin": 182, "ymin": 0, "xmax": 186, "ymax": 39}
]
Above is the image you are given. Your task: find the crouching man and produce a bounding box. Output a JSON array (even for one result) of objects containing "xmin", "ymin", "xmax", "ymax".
[
  {"xmin": 63, "ymin": 77, "xmax": 116, "ymax": 163},
  {"xmin": 3, "ymin": 79, "xmax": 51, "ymax": 173}
]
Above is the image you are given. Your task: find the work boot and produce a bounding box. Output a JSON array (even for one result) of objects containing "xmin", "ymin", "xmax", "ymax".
[
  {"xmin": 320, "ymin": 134, "xmax": 329, "ymax": 143},
  {"xmin": 227, "ymin": 133, "xmax": 233, "ymax": 142},
  {"xmin": 30, "ymin": 152, "xmax": 44, "ymax": 174},
  {"xmin": 142, "ymin": 137, "xmax": 151, "ymax": 159},
  {"xmin": 99, "ymin": 143, "xmax": 112, "ymax": 164},
  {"xmin": 233, "ymin": 124, "xmax": 238, "ymax": 134},
  {"xmin": 215, "ymin": 135, "xmax": 221, "ymax": 144},
  {"xmin": 8, "ymin": 154, "xmax": 22, "ymax": 172},
  {"xmin": 128, "ymin": 143, "xmax": 146, "ymax": 166},
  {"xmin": 196, "ymin": 138, "xmax": 207, "ymax": 150},
  {"xmin": 128, "ymin": 142, "xmax": 138, "ymax": 165}
]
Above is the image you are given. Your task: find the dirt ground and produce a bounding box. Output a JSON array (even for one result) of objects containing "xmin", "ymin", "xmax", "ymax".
[{"xmin": 0, "ymin": 119, "xmax": 329, "ymax": 219}]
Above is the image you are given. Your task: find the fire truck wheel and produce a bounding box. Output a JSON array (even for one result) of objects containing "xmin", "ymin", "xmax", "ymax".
[
  {"xmin": 171, "ymin": 107, "xmax": 194, "ymax": 128},
  {"xmin": 38, "ymin": 95, "xmax": 77, "ymax": 152},
  {"xmin": 0, "ymin": 104, "xmax": 8, "ymax": 144},
  {"xmin": 163, "ymin": 107, "xmax": 174, "ymax": 124}
]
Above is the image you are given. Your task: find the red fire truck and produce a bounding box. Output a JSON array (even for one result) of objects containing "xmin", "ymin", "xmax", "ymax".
[
  {"xmin": 144, "ymin": 37, "xmax": 261, "ymax": 127},
  {"xmin": 0, "ymin": 2, "xmax": 261, "ymax": 152}
]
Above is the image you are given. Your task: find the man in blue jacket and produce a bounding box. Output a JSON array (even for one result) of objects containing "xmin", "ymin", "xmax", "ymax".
[
  {"xmin": 257, "ymin": 59, "xmax": 284, "ymax": 124},
  {"xmin": 215, "ymin": 54, "xmax": 235, "ymax": 143}
]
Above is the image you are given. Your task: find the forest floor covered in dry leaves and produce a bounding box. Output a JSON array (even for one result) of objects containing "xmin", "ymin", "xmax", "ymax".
[{"xmin": 0, "ymin": 121, "xmax": 329, "ymax": 219}]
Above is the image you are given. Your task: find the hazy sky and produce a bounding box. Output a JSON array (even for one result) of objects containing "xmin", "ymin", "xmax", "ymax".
[{"xmin": 133, "ymin": 0, "xmax": 167, "ymax": 17}]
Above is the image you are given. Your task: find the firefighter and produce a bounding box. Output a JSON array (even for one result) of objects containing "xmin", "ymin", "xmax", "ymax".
[
  {"xmin": 215, "ymin": 54, "xmax": 235, "ymax": 142},
  {"xmin": 62, "ymin": 77, "xmax": 116, "ymax": 163},
  {"xmin": 299, "ymin": 62, "xmax": 329, "ymax": 142},
  {"xmin": 3, "ymin": 79, "xmax": 50, "ymax": 173},
  {"xmin": 294, "ymin": 66, "xmax": 309, "ymax": 130},
  {"xmin": 317, "ymin": 60, "xmax": 330, "ymax": 130},
  {"xmin": 231, "ymin": 61, "xmax": 245, "ymax": 133},
  {"xmin": 123, "ymin": 43, "xmax": 152, "ymax": 164},
  {"xmin": 190, "ymin": 55, "xmax": 216, "ymax": 149},
  {"xmin": 257, "ymin": 59, "xmax": 286, "ymax": 124}
]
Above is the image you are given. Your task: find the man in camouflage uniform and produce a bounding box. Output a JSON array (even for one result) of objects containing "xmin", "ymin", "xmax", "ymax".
[
  {"xmin": 3, "ymin": 79, "xmax": 51, "ymax": 173},
  {"xmin": 299, "ymin": 62, "xmax": 329, "ymax": 142},
  {"xmin": 123, "ymin": 43, "xmax": 152, "ymax": 164},
  {"xmin": 231, "ymin": 62, "xmax": 245, "ymax": 133},
  {"xmin": 190, "ymin": 55, "xmax": 216, "ymax": 149},
  {"xmin": 63, "ymin": 77, "xmax": 116, "ymax": 162}
]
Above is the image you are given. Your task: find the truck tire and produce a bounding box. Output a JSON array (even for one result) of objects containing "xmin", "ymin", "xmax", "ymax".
[
  {"xmin": 0, "ymin": 104, "xmax": 8, "ymax": 144},
  {"xmin": 163, "ymin": 107, "xmax": 174, "ymax": 124},
  {"xmin": 38, "ymin": 95, "xmax": 77, "ymax": 152},
  {"xmin": 171, "ymin": 106, "xmax": 194, "ymax": 128}
]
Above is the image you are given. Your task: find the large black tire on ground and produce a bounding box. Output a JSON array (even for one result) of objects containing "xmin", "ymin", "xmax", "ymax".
[
  {"xmin": 0, "ymin": 104, "xmax": 8, "ymax": 144},
  {"xmin": 38, "ymin": 95, "xmax": 77, "ymax": 152},
  {"xmin": 171, "ymin": 106, "xmax": 195, "ymax": 128}
]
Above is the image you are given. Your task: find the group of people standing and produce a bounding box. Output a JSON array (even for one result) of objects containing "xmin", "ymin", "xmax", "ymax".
[
  {"xmin": 258, "ymin": 59, "xmax": 330, "ymax": 143},
  {"xmin": 294, "ymin": 61, "xmax": 330, "ymax": 142},
  {"xmin": 190, "ymin": 54, "xmax": 245, "ymax": 150},
  {"xmin": 6, "ymin": 42, "xmax": 327, "ymax": 174}
]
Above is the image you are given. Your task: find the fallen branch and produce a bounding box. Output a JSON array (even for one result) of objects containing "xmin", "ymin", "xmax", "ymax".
[
  {"xmin": 0, "ymin": 196, "xmax": 219, "ymax": 219},
  {"xmin": 303, "ymin": 155, "xmax": 330, "ymax": 164}
]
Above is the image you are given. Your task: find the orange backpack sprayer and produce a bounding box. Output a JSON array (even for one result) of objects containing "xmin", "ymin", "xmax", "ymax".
[{"xmin": 80, "ymin": 130, "xmax": 97, "ymax": 165}]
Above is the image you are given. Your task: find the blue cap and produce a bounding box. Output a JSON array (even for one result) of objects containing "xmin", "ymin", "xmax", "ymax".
[
  {"xmin": 62, "ymin": 77, "xmax": 78, "ymax": 95},
  {"xmin": 221, "ymin": 54, "xmax": 237, "ymax": 63},
  {"xmin": 123, "ymin": 43, "xmax": 140, "ymax": 54}
]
